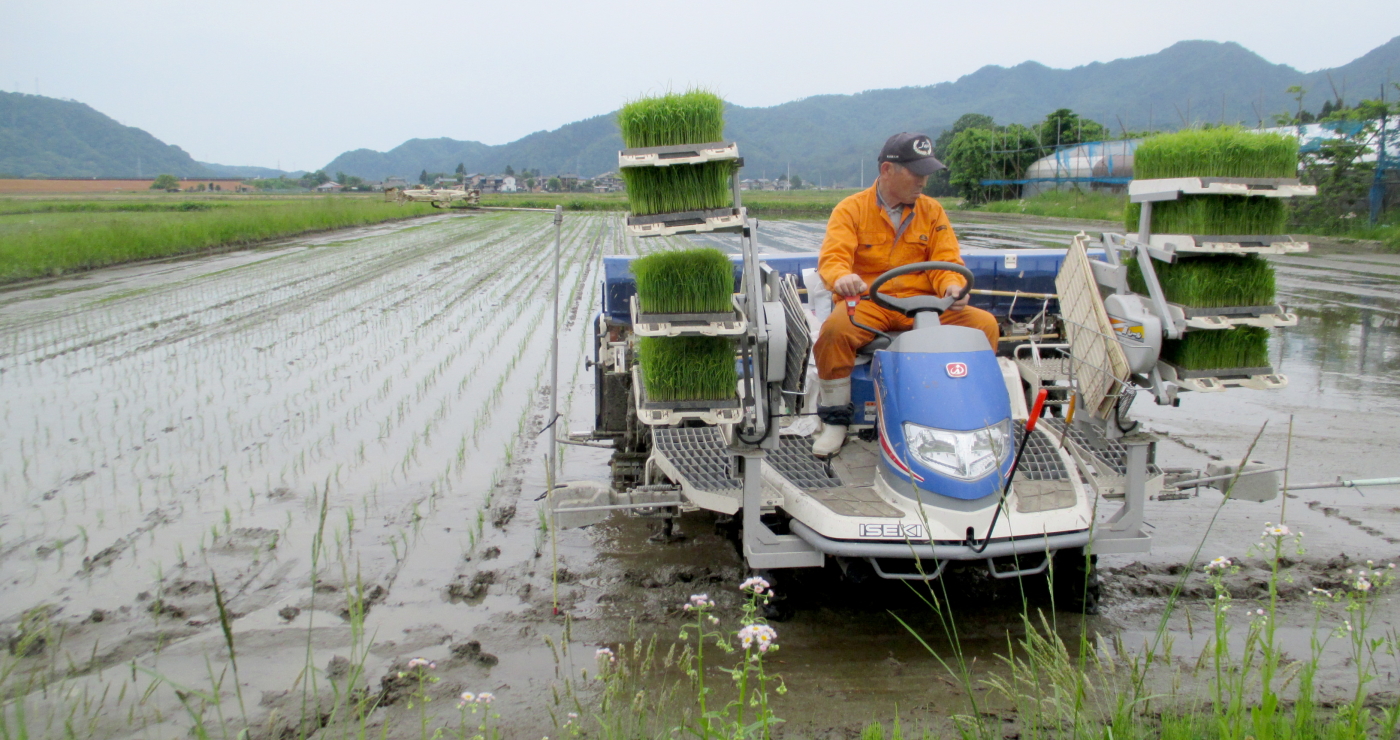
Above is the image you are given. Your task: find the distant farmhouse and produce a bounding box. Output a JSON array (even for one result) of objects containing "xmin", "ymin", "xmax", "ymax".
[{"xmin": 592, "ymin": 172, "xmax": 624, "ymax": 192}]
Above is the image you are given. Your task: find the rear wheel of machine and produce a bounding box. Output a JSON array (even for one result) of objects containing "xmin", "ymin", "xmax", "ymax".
[{"xmin": 1051, "ymin": 546, "xmax": 1100, "ymax": 615}]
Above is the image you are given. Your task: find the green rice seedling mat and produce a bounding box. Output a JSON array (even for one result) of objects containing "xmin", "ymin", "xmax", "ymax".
[
  {"xmin": 1161, "ymin": 326, "xmax": 1270, "ymax": 371},
  {"xmin": 1125, "ymin": 254, "xmax": 1275, "ymax": 308},
  {"xmin": 618, "ymin": 90, "xmax": 733, "ymax": 217},
  {"xmin": 621, "ymin": 162, "xmax": 735, "ymax": 216},
  {"xmin": 631, "ymin": 247, "xmax": 734, "ymax": 314},
  {"xmin": 637, "ymin": 335, "xmax": 738, "ymax": 402},
  {"xmin": 1134, "ymin": 128, "xmax": 1297, "ymax": 180},
  {"xmin": 1125, "ymin": 195, "xmax": 1288, "ymax": 237},
  {"xmin": 618, "ymin": 90, "xmax": 725, "ymax": 149},
  {"xmin": 1129, "ymin": 127, "xmax": 1297, "ymax": 236}
]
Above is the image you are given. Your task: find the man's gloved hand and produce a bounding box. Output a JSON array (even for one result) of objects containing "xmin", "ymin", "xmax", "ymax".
[
  {"xmin": 833, "ymin": 274, "xmax": 867, "ymax": 298},
  {"xmin": 945, "ymin": 283, "xmax": 971, "ymax": 311}
]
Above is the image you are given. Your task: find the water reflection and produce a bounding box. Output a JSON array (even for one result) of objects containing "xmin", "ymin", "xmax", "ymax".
[{"xmin": 1276, "ymin": 262, "xmax": 1400, "ymax": 402}]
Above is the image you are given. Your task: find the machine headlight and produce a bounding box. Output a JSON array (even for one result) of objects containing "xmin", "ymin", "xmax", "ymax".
[{"xmin": 902, "ymin": 420, "xmax": 1012, "ymax": 481}]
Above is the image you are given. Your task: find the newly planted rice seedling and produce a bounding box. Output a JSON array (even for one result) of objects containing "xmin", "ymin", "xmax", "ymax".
[
  {"xmin": 1126, "ymin": 254, "xmax": 1276, "ymax": 308},
  {"xmin": 1162, "ymin": 326, "xmax": 1271, "ymax": 370},
  {"xmin": 631, "ymin": 248, "xmax": 734, "ymax": 314},
  {"xmin": 637, "ymin": 336, "xmax": 737, "ymax": 401}
]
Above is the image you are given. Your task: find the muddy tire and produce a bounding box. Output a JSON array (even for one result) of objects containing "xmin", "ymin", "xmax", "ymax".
[{"xmin": 1051, "ymin": 546, "xmax": 1100, "ymax": 614}]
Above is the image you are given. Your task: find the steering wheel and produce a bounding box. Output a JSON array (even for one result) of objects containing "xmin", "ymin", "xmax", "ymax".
[{"xmin": 867, "ymin": 261, "xmax": 975, "ymax": 316}]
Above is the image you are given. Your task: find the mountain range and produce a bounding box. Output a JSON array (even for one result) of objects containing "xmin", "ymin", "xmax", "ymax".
[
  {"xmin": 324, "ymin": 36, "xmax": 1400, "ymax": 187},
  {"xmin": 4, "ymin": 36, "xmax": 1397, "ymax": 182}
]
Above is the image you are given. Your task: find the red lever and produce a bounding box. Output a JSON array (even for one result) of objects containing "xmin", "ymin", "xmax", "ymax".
[
  {"xmin": 1025, "ymin": 389, "xmax": 1049, "ymax": 433},
  {"xmin": 844, "ymin": 295, "xmax": 859, "ymax": 317}
]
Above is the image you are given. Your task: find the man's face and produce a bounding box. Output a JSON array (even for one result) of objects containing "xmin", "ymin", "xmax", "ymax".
[{"xmin": 879, "ymin": 162, "xmax": 927, "ymax": 205}]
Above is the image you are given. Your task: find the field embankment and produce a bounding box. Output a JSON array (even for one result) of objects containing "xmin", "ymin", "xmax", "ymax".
[{"xmin": 0, "ymin": 195, "xmax": 436, "ymax": 283}]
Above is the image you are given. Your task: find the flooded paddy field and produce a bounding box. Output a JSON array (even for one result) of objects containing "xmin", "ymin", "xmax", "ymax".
[{"xmin": 2, "ymin": 212, "xmax": 1399, "ymax": 738}]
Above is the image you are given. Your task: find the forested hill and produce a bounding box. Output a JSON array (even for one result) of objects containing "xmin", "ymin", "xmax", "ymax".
[
  {"xmin": 0, "ymin": 92, "xmax": 212, "ymax": 178},
  {"xmin": 325, "ymin": 36, "xmax": 1400, "ymax": 186}
]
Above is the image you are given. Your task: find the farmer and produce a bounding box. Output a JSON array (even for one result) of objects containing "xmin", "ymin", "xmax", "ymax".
[{"xmin": 811, "ymin": 132, "xmax": 1000, "ymax": 457}]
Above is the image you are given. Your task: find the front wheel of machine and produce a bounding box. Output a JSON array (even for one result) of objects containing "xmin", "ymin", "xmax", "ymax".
[{"xmin": 1051, "ymin": 546, "xmax": 1101, "ymax": 615}]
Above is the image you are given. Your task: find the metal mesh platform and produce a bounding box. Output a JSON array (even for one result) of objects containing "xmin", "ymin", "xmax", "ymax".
[
  {"xmin": 1012, "ymin": 423, "xmax": 1071, "ymax": 481},
  {"xmin": 770, "ymin": 436, "xmax": 843, "ymax": 489},
  {"xmin": 651, "ymin": 428, "xmax": 844, "ymax": 496},
  {"xmin": 652, "ymin": 427, "xmax": 741, "ymax": 493},
  {"xmin": 1040, "ymin": 419, "xmax": 1161, "ymax": 476}
]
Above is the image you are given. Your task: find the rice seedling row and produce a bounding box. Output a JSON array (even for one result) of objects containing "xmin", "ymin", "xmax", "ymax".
[{"xmin": 0, "ymin": 212, "xmax": 612, "ymax": 737}]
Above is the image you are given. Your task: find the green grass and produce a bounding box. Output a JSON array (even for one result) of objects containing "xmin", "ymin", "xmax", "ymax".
[
  {"xmin": 1134, "ymin": 127, "xmax": 1298, "ymax": 180},
  {"xmin": 475, "ymin": 188, "xmax": 861, "ymax": 217},
  {"xmin": 1126, "ymin": 195, "xmax": 1289, "ymax": 235},
  {"xmin": 631, "ymin": 247, "xmax": 734, "ymax": 314},
  {"xmin": 0, "ymin": 195, "xmax": 436, "ymax": 283},
  {"xmin": 1125, "ymin": 254, "xmax": 1276, "ymax": 308},
  {"xmin": 966, "ymin": 190, "xmax": 1126, "ymax": 221},
  {"xmin": 1162, "ymin": 326, "xmax": 1271, "ymax": 370},
  {"xmin": 617, "ymin": 89, "xmax": 725, "ymax": 149},
  {"xmin": 621, "ymin": 162, "xmax": 735, "ymax": 216},
  {"xmin": 637, "ymin": 336, "xmax": 738, "ymax": 401}
]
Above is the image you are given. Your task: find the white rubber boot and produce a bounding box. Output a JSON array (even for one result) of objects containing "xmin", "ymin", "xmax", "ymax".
[{"xmin": 812, "ymin": 378, "xmax": 852, "ymax": 457}]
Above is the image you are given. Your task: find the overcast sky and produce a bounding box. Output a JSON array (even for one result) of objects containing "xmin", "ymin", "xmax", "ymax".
[{"xmin": 4, "ymin": 1, "xmax": 1396, "ymax": 171}]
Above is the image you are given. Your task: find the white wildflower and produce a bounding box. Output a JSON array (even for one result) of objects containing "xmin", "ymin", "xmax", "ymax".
[
  {"xmin": 595, "ymin": 647, "xmax": 615, "ymax": 663},
  {"xmin": 407, "ymin": 657, "xmax": 433, "ymax": 669},
  {"xmin": 1263, "ymin": 523, "xmax": 1291, "ymax": 537},
  {"xmin": 1357, "ymin": 577, "xmax": 1372, "ymax": 592},
  {"xmin": 688, "ymin": 594, "xmax": 714, "ymax": 609},
  {"xmin": 737, "ymin": 624, "xmax": 778, "ymax": 653},
  {"xmin": 477, "ymin": 692, "xmax": 495, "ymax": 704},
  {"xmin": 739, "ymin": 577, "xmax": 771, "ymax": 595},
  {"xmin": 1205, "ymin": 556, "xmax": 1231, "ymax": 571}
]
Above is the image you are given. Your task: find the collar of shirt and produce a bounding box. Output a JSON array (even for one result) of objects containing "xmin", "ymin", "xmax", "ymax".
[{"xmin": 875, "ymin": 188, "xmax": 905, "ymax": 226}]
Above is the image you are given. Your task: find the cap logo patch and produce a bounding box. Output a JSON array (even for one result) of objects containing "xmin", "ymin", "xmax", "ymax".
[
  {"xmin": 946, "ymin": 362, "xmax": 968, "ymax": 378},
  {"xmin": 912, "ymin": 138, "xmax": 933, "ymax": 156}
]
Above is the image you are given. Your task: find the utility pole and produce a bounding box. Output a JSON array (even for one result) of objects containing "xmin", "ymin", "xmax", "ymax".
[{"xmin": 1370, "ymin": 82, "xmax": 1390, "ymax": 226}]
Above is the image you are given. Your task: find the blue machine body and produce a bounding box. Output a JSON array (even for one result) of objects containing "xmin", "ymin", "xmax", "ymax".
[{"xmin": 870, "ymin": 343, "xmax": 1012, "ymax": 501}]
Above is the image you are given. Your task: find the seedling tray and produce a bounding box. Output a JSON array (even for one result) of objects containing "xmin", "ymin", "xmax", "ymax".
[
  {"xmin": 1127, "ymin": 233, "xmax": 1309, "ymax": 255},
  {"xmin": 1169, "ymin": 303, "xmax": 1298, "ymax": 330},
  {"xmin": 619, "ymin": 141, "xmax": 740, "ymax": 168},
  {"xmin": 631, "ymin": 366, "xmax": 742, "ymax": 426},
  {"xmin": 1156, "ymin": 361, "xmax": 1288, "ymax": 393},
  {"xmin": 629, "ymin": 295, "xmax": 745, "ymax": 337},
  {"xmin": 1130, "ymin": 177, "xmax": 1316, "ymax": 203},
  {"xmin": 626, "ymin": 207, "xmax": 746, "ymax": 238}
]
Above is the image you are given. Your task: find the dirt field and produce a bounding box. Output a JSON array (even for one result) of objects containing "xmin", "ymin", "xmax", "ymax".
[{"xmin": 2, "ymin": 212, "xmax": 1398, "ymax": 739}]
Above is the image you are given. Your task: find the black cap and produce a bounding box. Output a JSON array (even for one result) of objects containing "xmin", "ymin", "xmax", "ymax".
[{"xmin": 878, "ymin": 132, "xmax": 946, "ymax": 176}]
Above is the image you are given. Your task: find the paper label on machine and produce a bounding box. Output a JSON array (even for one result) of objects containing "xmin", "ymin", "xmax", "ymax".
[
  {"xmin": 864, "ymin": 401, "xmax": 877, "ymax": 421},
  {"xmin": 859, "ymin": 523, "xmax": 926, "ymax": 539}
]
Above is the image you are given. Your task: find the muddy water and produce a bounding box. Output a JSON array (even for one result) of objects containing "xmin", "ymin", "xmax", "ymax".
[{"xmin": 2, "ymin": 213, "xmax": 1398, "ymax": 739}]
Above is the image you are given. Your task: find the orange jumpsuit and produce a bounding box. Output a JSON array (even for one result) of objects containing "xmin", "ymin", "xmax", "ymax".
[{"xmin": 814, "ymin": 186, "xmax": 1000, "ymax": 380}]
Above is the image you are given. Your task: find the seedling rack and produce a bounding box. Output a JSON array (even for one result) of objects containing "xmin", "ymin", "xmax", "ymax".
[
  {"xmin": 631, "ymin": 365, "xmax": 743, "ymax": 426},
  {"xmin": 1097, "ymin": 166, "xmax": 1318, "ymax": 402},
  {"xmin": 629, "ymin": 294, "xmax": 747, "ymax": 337},
  {"xmin": 618, "ymin": 141, "xmax": 741, "ymax": 168}
]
